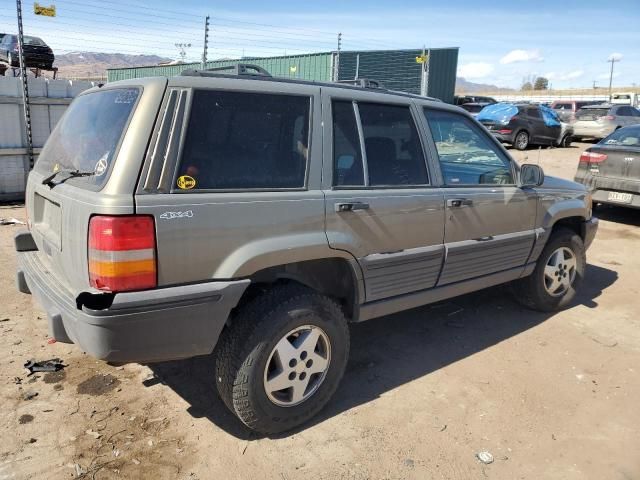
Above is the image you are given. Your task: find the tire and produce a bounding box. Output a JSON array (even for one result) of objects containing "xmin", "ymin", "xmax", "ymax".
[
  {"xmin": 513, "ymin": 227, "xmax": 586, "ymax": 312},
  {"xmin": 560, "ymin": 134, "xmax": 572, "ymax": 148},
  {"xmin": 214, "ymin": 284, "xmax": 350, "ymax": 434},
  {"xmin": 514, "ymin": 130, "xmax": 529, "ymax": 150}
]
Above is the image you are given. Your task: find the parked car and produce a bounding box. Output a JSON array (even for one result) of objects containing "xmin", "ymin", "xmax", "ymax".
[
  {"xmin": 575, "ymin": 125, "xmax": 640, "ymax": 209},
  {"xmin": 459, "ymin": 102, "xmax": 490, "ymax": 116},
  {"xmin": 572, "ymin": 104, "xmax": 640, "ymax": 141},
  {"xmin": 0, "ymin": 34, "xmax": 54, "ymax": 69},
  {"xmin": 0, "ymin": 33, "xmax": 6, "ymax": 43},
  {"xmin": 611, "ymin": 92, "xmax": 639, "ymax": 108},
  {"xmin": 15, "ymin": 65, "xmax": 597, "ymax": 434},
  {"xmin": 551, "ymin": 100, "xmax": 594, "ymax": 123},
  {"xmin": 477, "ymin": 103, "xmax": 573, "ymax": 150},
  {"xmin": 454, "ymin": 95, "xmax": 497, "ymax": 106}
]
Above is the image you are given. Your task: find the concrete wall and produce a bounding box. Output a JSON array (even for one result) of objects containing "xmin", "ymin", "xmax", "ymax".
[{"xmin": 0, "ymin": 76, "xmax": 94, "ymax": 200}]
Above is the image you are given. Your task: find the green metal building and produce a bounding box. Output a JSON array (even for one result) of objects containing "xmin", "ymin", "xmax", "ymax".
[{"xmin": 107, "ymin": 48, "xmax": 458, "ymax": 103}]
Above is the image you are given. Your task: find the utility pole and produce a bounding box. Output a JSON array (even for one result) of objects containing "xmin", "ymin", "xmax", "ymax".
[
  {"xmin": 16, "ymin": 0, "xmax": 34, "ymax": 168},
  {"xmin": 607, "ymin": 55, "xmax": 620, "ymax": 101},
  {"xmin": 333, "ymin": 32, "xmax": 342, "ymax": 82},
  {"xmin": 175, "ymin": 43, "xmax": 191, "ymax": 63},
  {"xmin": 201, "ymin": 15, "xmax": 210, "ymax": 70}
]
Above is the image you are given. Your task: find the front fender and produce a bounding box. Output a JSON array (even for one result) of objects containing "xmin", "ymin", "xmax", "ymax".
[{"xmin": 540, "ymin": 196, "xmax": 588, "ymax": 230}]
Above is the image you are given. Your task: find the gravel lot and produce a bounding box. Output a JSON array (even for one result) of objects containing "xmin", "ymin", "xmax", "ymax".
[{"xmin": 1, "ymin": 142, "xmax": 639, "ymax": 479}]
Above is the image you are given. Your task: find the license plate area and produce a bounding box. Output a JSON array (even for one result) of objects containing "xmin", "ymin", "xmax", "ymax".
[
  {"xmin": 33, "ymin": 193, "xmax": 62, "ymax": 250},
  {"xmin": 607, "ymin": 191, "xmax": 633, "ymax": 203}
]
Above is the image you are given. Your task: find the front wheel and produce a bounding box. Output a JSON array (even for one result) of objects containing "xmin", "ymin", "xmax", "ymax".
[
  {"xmin": 215, "ymin": 284, "xmax": 350, "ymax": 434},
  {"xmin": 559, "ymin": 134, "xmax": 572, "ymax": 148},
  {"xmin": 513, "ymin": 227, "xmax": 586, "ymax": 312},
  {"xmin": 514, "ymin": 130, "xmax": 530, "ymax": 150}
]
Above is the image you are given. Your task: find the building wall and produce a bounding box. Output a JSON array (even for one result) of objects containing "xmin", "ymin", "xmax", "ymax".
[
  {"xmin": 107, "ymin": 48, "xmax": 459, "ymax": 103},
  {"xmin": 107, "ymin": 53, "xmax": 333, "ymax": 82}
]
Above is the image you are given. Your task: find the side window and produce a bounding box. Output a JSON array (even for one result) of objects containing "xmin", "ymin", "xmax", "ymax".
[
  {"xmin": 527, "ymin": 107, "xmax": 542, "ymax": 119},
  {"xmin": 358, "ymin": 103, "xmax": 428, "ymax": 186},
  {"xmin": 617, "ymin": 106, "xmax": 633, "ymax": 116},
  {"xmin": 424, "ymin": 109, "xmax": 514, "ymax": 186},
  {"xmin": 177, "ymin": 90, "xmax": 310, "ymax": 190},
  {"xmin": 332, "ymin": 101, "xmax": 364, "ymax": 187}
]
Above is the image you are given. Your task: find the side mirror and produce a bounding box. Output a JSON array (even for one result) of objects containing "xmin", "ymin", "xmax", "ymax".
[{"xmin": 520, "ymin": 164, "xmax": 544, "ymax": 187}]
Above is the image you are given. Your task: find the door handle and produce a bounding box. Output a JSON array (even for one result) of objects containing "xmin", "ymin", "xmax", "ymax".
[
  {"xmin": 335, "ymin": 202, "xmax": 370, "ymax": 212},
  {"xmin": 447, "ymin": 198, "xmax": 473, "ymax": 208}
]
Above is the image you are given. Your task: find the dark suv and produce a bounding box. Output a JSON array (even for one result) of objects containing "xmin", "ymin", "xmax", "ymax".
[
  {"xmin": 0, "ymin": 34, "xmax": 54, "ymax": 69},
  {"xmin": 454, "ymin": 95, "xmax": 497, "ymax": 106},
  {"xmin": 478, "ymin": 103, "xmax": 572, "ymax": 150}
]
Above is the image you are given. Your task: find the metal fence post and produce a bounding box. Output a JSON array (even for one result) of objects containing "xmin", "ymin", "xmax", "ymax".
[{"xmin": 16, "ymin": 0, "xmax": 34, "ymax": 168}]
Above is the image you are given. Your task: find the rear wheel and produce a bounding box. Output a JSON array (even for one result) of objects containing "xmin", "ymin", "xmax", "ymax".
[
  {"xmin": 514, "ymin": 130, "xmax": 529, "ymax": 150},
  {"xmin": 214, "ymin": 284, "xmax": 350, "ymax": 434},
  {"xmin": 513, "ymin": 227, "xmax": 585, "ymax": 312}
]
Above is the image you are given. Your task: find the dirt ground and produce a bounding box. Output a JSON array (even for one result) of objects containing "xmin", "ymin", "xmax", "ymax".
[{"xmin": 1, "ymin": 142, "xmax": 639, "ymax": 480}]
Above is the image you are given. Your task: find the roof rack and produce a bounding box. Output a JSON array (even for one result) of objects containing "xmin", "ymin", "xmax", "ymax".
[
  {"xmin": 337, "ymin": 78, "xmax": 384, "ymax": 89},
  {"xmin": 181, "ymin": 63, "xmax": 272, "ymax": 78}
]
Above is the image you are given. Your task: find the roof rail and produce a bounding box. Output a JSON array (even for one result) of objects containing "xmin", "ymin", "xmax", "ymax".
[
  {"xmin": 180, "ymin": 63, "xmax": 272, "ymax": 78},
  {"xmin": 337, "ymin": 78, "xmax": 384, "ymax": 89}
]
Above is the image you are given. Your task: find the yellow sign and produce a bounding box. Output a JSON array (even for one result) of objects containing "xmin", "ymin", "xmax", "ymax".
[
  {"xmin": 290, "ymin": 65, "xmax": 297, "ymax": 73},
  {"xmin": 176, "ymin": 175, "xmax": 196, "ymax": 190},
  {"xmin": 34, "ymin": 3, "xmax": 56, "ymax": 17},
  {"xmin": 416, "ymin": 54, "xmax": 428, "ymax": 64}
]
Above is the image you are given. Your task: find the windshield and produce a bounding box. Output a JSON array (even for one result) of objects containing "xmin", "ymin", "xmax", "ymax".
[
  {"xmin": 34, "ymin": 88, "xmax": 140, "ymax": 189},
  {"xmin": 601, "ymin": 126, "xmax": 640, "ymax": 147}
]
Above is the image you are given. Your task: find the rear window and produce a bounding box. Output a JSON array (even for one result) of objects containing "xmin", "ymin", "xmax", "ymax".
[
  {"xmin": 601, "ymin": 126, "xmax": 640, "ymax": 147},
  {"xmin": 24, "ymin": 36, "xmax": 45, "ymax": 46},
  {"xmin": 576, "ymin": 108, "xmax": 608, "ymax": 120},
  {"xmin": 176, "ymin": 90, "xmax": 310, "ymax": 191},
  {"xmin": 35, "ymin": 88, "xmax": 140, "ymax": 189}
]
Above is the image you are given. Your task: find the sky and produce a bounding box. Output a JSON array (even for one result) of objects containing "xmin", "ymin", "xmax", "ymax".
[{"xmin": 0, "ymin": 0, "xmax": 638, "ymax": 89}]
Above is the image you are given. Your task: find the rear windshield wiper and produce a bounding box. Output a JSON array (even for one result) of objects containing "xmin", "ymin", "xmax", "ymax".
[{"xmin": 42, "ymin": 169, "xmax": 95, "ymax": 188}]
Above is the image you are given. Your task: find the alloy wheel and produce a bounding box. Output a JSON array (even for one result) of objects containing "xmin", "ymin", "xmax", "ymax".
[
  {"xmin": 543, "ymin": 247, "xmax": 577, "ymax": 297},
  {"xmin": 263, "ymin": 325, "xmax": 331, "ymax": 407}
]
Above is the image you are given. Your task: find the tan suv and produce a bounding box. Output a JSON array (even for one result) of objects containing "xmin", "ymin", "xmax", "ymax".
[{"xmin": 15, "ymin": 65, "xmax": 598, "ymax": 433}]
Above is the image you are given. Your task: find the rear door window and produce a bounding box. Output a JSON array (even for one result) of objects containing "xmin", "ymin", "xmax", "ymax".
[
  {"xmin": 176, "ymin": 90, "xmax": 310, "ymax": 190},
  {"xmin": 34, "ymin": 88, "xmax": 140, "ymax": 189},
  {"xmin": 357, "ymin": 103, "xmax": 428, "ymax": 186},
  {"xmin": 424, "ymin": 109, "xmax": 514, "ymax": 186},
  {"xmin": 617, "ymin": 106, "xmax": 634, "ymax": 116},
  {"xmin": 332, "ymin": 101, "xmax": 365, "ymax": 187}
]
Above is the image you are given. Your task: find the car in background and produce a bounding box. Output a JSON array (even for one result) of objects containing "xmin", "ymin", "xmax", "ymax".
[
  {"xmin": 0, "ymin": 33, "xmax": 6, "ymax": 43},
  {"xmin": 0, "ymin": 34, "xmax": 54, "ymax": 69},
  {"xmin": 572, "ymin": 104, "xmax": 640, "ymax": 141},
  {"xmin": 611, "ymin": 92, "xmax": 639, "ymax": 108},
  {"xmin": 459, "ymin": 102, "xmax": 490, "ymax": 117},
  {"xmin": 575, "ymin": 125, "xmax": 640, "ymax": 209},
  {"xmin": 454, "ymin": 95, "xmax": 497, "ymax": 106},
  {"xmin": 551, "ymin": 100, "xmax": 594, "ymax": 123},
  {"xmin": 477, "ymin": 103, "xmax": 573, "ymax": 150}
]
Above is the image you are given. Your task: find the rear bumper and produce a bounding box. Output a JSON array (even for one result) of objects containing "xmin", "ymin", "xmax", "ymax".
[
  {"xmin": 491, "ymin": 131, "xmax": 515, "ymax": 144},
  {"xmin": 591, "ymin": 190, "xmax": 640, "ymax": 209},
  {"xmin": 15, "ymin": 232, "xmax": 249, "ymax": 363},
  {"xmin": 572, "ymin": 124, "xmax": 613, "ymax": 139}
]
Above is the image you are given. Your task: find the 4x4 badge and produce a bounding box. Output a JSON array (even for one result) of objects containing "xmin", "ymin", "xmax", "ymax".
[
  {"xmin": 159, "ymin": 210, "xmax": 194, "ymax": 220},
  {"xmin": 177, "ymin": 175, "xmax": 196, "ymax": 190}
]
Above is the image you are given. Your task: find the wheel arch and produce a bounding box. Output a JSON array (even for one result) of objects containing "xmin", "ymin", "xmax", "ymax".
[{"xmin": 234, "ymin": 257, "xmax": 364, "ymax": 322}]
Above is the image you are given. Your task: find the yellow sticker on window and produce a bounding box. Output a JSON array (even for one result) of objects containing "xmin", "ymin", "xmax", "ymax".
[{"xmin": 177, "ymin": 175, "xmax": 196, "ymax": 190}]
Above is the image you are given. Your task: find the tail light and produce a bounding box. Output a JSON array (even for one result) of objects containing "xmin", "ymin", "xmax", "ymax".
[
  {"xmin": 579, "ymin": 151, "xmax": 607, "ymax": 164},
  {"xmin": 601, "ymin": 115, "xmax": 615, "ymax": 121},
  {"xmin": 88, "ymin": 215, "xmax": 157, "ymax": 292},
  {"xmin": 497, "ymin": 129, "xmax": 513, "ymax": 134}
]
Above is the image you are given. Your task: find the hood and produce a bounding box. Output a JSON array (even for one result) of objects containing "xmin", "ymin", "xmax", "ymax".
[{"xmin": 540, "ymin": 174, "xmax": 585, "ymax": 192}]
